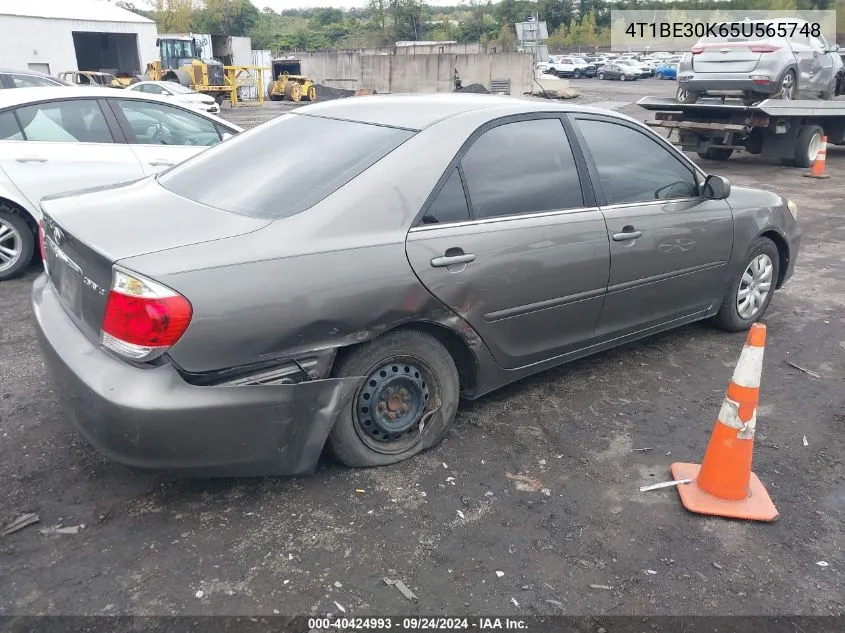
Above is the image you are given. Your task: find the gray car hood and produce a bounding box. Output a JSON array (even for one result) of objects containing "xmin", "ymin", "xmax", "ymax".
[{"xmin": 40, "ymin": 177, "xmax": 270, "ymax": 262}]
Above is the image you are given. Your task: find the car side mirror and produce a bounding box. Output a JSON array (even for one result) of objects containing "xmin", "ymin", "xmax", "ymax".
[{"xmin": 702, "ymin": 174, "xmax": 730, "ymax": 200}]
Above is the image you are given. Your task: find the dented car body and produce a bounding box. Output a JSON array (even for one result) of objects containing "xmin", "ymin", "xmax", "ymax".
[{"xmin": 32, "ymin": 94, "xmax": 801, "ymax": 475}]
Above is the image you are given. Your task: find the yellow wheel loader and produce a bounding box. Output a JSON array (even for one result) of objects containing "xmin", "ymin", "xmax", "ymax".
[
  {"xmin": 267, "ymin": 57, "xmax": 317, "ymax": 103},
  {"xmin": 144, "ymin": 36, "xmax": 229, "ymax": 103}
]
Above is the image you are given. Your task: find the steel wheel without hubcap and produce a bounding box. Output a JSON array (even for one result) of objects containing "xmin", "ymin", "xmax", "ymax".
[
  {"xmin": 807, "ymin": 131, "xmax": 822, "ymax": 163},
  {"xmin": 0, "ymin": 217, "xmax": 22, "ymax": 274},
  {"xmin": 736, "ymin": 254, "xmax": 774, "ymax": 319},
  {"xmin": 353, "ymin": 357, "xmax": 436, "ymax": 454}
]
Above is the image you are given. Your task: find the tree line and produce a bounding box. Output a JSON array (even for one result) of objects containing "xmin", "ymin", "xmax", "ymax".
[{"xmin": 111, "ymin": 1, "xmax": 842, "ymax": 54}]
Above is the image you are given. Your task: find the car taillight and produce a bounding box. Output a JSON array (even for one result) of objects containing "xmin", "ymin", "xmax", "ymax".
[
  {"xmin": 691, "ymin": 46, "xmax": 705, "ymax": 54},
  {"xmin": 38, "ymin": 221, "xmax": 46, "ymax": 261},
  {"xmin": 749, "ymin": 44, "xmax": 780, "ymax": 53},
  {"xmin": 101, "ymin": 269, "xmax": 192, "ymax": 361}
]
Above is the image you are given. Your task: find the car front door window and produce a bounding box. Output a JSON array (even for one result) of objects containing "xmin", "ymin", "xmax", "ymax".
[
  {"xmin": 114, "ymin": 99, "xmax": 222, "ymax": 147},
  {"xmin": 575, "ymin": 119, "xmax": 697, "ymax": 204},
  {"xmin": 10, "ymin": 74, "xmax": 59, "ymax": 88}
]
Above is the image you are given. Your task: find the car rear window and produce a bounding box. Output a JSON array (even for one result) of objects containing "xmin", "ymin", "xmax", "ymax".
[{"xmin": 158, "ymin": 113, "xmax": 415, "ymax": 219}]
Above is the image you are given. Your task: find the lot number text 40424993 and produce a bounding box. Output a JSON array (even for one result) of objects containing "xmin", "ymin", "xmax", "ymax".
[
  {"xmin": 307, "ymin": 617, "xmax": 528, "ymax": 630},
  {"xmin": 624, "ymin": 21, "xmax": 822, "ymax": 39}
]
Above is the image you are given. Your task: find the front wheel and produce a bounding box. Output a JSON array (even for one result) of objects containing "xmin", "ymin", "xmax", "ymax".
[
  {"xmin": 598, "ymin": 72, "xmax": 605, "ymax": 80},
  {"xmin": 573, "ymin": 69, "xmax": 582, "ymax": 78},
  {"xmin": 713, "ymin": 238, "xmax": 779, "ymax": 332},
  {"xmin": 327, "ymin": 330, "xmax": 460, "ymax": 468},
  {"xmin": 656, "ymin": 72, "xmax": 663, "ymax": 80},
  {"xmin": 620, "ymin": 74, "xmax": 627, "ymax": 81}
]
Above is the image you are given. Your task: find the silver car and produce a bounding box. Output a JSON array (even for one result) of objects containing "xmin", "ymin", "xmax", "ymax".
[
  {"xmin": 32, "ymin": 94, "xmax": 801, "ymax": 476},
  {"xmin": 677, "ymin": 19, "xmax": 844, "ymax": 104}
]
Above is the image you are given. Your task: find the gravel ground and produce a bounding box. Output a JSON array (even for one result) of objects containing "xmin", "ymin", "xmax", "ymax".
[{"xmin": 0, "ymin": 77, "xmax": 843, "ymax": 618}]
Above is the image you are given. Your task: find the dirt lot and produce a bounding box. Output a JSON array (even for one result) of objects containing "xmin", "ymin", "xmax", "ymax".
[{"xmin": 0, "ymin": 78, "xmax": 843, "ymax": 617}]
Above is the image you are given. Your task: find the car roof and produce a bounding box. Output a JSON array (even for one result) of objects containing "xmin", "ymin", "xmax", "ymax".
[
  {"xmin": 0, "ymin": 68, "xmax": 71, "ymax": 84},
  {"xmin": 295, "ymin": 93, "xmax": 639, "ymax": 131}
]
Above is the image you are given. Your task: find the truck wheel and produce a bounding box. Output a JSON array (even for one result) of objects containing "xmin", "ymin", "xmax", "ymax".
[
  {"xmin": 327, "ymin": 329, "xmax": 460, "ymax": 468},
  {"xmin": 713, "ymin": 237, "xmax": 779, "ymax": 332},
  {"xmin": 794, "ymin": 125, "xmax": 824, "ymax": 168},
  {"xmin": 0, "ymin": 207, "xmax": 34, "ymax": 282},
  {"xmin": 697, "ymin": 147, "xmax": 733, "ymax": 161},
  {"xmin": 676, "ymin": 87, "xmax": 699, "ymax": 103}
]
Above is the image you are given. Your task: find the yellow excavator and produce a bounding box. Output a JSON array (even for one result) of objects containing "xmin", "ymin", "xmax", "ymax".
[
  {"xmin": 144, "ymin": 35, "xmax": 229, "ymax": 102},
  {"xmin": 266, "ymin": 57, "xmax": 317, "ymax": 102}
]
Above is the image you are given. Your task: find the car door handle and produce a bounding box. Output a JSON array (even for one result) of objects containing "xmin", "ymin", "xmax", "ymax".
[
  {"xmin": 431, "ymin": 253, "xmax": 476, "ymax": 267},
  {"xmin": 16, "ymin": 156, "xmax": 47, "ymax": 163},
  {"xmin": 148, "ymin": 160, "xmax": 175, "ymax": 167},
  {"xmin": 612, "ymin": 228, "xmax": 643, "ymax": 241}
]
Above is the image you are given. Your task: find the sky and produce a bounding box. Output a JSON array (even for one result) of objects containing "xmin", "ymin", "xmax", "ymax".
[{"xmin": 252, "ymin": 0, "xmax": 474, "ymax": 11}]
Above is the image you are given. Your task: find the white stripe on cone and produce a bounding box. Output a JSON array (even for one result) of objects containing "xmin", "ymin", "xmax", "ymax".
[
  {"xmin": 731, "ymin": 345, "xmax": 765, "ymax": 388},
  {"xmin": 717, "ymin": 396, "xmax": 758, "ymax": 439}
]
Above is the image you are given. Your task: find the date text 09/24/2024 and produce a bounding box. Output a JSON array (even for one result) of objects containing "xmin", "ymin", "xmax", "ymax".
[
  {"xmin": 308, "ymin": 617, "xmax": 528, "ymax": 630},
  {"xmin": 624, "ymin": 21, "xmax": 822, "ymax": 39}
]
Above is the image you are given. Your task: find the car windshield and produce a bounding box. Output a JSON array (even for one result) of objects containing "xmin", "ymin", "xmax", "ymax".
[
  {"xmin": 158, "ymin": 113, "xmax": 415, "ymax": 220},
  {"xmin": 571, "ymin": 58, "xmax": 587, "ymax": 64}
]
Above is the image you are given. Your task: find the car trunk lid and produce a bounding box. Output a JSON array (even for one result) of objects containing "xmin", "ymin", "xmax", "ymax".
[
  {"xmin": 40, "ymin": 178, "xmax": 270, "ymax": 346},
  {"xmin": 691, "ymin": 41, "xmax": 769, "ymax": 73}
]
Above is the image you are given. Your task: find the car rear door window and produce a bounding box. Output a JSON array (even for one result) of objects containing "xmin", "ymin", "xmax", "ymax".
[
  {"xmin": 0, "ymin": 111, "xmax": 23, "ymax": 140},
  {"xmin": 158, "ymin": 113, "xmax": 415, "ymax": 219},
  {"xmin": 14, "ymin": 100, "xmax": 114, "ymax": 143},
  {"xmin": 576, "ymin": 119, "xmax": 698, "ymax": 204},
  {"xmin": 9, "ymin": 74, "xmax": 59, "ymax": 88},
  {"xmin": 460, "ymin": 118, "xmax": 584, "ymax": 219},
  {"xmin": 421, "ymin": 168, "xmax": 470, "ymax": 225},
  {"xmin": 114, "ymin": 99, "xmax": 221, "ymax": 146}
]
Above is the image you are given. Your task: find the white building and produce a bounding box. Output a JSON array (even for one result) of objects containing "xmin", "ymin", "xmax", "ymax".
[{"xmin": 0, "ymin": 0, "xmax": 158, "ymax": 77}]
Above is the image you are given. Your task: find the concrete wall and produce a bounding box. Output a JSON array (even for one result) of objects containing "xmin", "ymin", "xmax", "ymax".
[
  {"xmin": 0, "ymin": 15, "xmax": 157, "ymax": 75},
  {"xmin": 300, "ymin": 51, "xmax": 534, "ymax": 96}
]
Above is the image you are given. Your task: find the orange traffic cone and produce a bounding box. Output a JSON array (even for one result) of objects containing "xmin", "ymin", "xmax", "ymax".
[
  {"xmin": 803, "ymin": 135, "xmax": 830, "ymax": 179},
  {"xmin": 671, "ymin": 323, "xmax": 778, "ymax": 522}
]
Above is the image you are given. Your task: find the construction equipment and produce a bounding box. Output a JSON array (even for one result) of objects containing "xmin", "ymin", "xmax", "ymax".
[
  {"xmin": 266, "ymin": 57, "xmax": 317, "ymax": 103},
  {"xmin": 144, "ymin": 35, "xmax": 229, "ymax": 103}
]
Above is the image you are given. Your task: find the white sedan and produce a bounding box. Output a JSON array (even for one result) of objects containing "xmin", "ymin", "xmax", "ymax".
[
  {"xmin": 0, "ymin": 86, "xmax": 241, "ymax": 280},
  {"xmin": 127, "ymin": 81, "xmax": 221, "ymax": 114}
]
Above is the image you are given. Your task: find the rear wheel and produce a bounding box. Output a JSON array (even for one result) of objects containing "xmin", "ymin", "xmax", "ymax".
[
  {"xmin": 677, "ymin": 86, "xmax": 699, "ymax": 103},
  {"xmin": 794, "ymin": 124, "xmax": 823, "ymax": 168},
  {"xmin": 776, "ymin": 69, "xmax": 796, "ymax": 100},
  {"xmin": 302, "ymin": 85, "xmax": 317, "ymax": 101},
  {"xmin": 656, "ymin": 72, "xmax": 664, "ymax": 80},
  {"xmin": 327, "ymin": 330, "xmax": 460, "ymax": 468},
  {"xmin": 0, "ymin": 207, "xmax": 34, "ymax": 282},
  {"xmin": 620, "ymin": 74, "xmax": 627, "ymax": 81},
  {"xmin": 713, "ymin": 238, "xmax": 779, "ymax": 332},
  {"xmin": 598, "ymin": 72, "xmax": 605, "ymax": 80}
]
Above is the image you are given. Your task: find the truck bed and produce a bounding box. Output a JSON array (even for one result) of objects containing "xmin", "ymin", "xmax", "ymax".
[{"xmin": 638, "ymin": 97, "xmax": 845, "ymax": 118}]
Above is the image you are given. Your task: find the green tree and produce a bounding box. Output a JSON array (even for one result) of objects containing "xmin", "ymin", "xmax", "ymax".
[
  {"xmin": 147, "ymin": 0, "xmax": 196, "ymax": 33},
  {"xmin": 193, "ymin": 0, "xmax": 259, "ymax": 36}
]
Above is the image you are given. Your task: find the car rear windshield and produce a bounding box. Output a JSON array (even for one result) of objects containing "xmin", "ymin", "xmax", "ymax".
[{"xmin": 158, "ymin": 113, "xmax": 415, "ymax": 219}]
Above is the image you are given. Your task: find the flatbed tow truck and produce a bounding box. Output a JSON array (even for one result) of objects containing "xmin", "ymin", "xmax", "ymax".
[{"xmin": 638, "ymin": 96, "xmax": 845, "ymax": 167}]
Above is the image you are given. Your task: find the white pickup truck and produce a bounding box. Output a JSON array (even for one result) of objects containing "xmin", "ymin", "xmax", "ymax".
[{"xmin": 537, "ymin": 55, "xmax": 593, "ymax": 78}]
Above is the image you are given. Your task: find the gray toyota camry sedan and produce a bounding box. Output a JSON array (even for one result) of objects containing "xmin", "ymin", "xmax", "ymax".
[{"xmin": 32, "ymin": 94, "xmax": 801, "ymax": 476}]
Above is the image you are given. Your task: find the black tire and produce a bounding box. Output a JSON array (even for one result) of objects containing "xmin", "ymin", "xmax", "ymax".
[
  {"xmin": 327, "ymin": 329, "xmax": 460, "ymax": 468},
  {"xmin": 697, "ymin": 147, "xmax": 734, "ymax": 161},
  {"xmin": 620, "ymin": 74, "xmax": 627, "ymax": 82},
  {"xmin": 0, "ymin": 207, "xmax": 35, "ymax": 282},
  {"xmin": 656, "ymin": 72, "xmax": 663, "ymax": 80},
  {"xmin": 712, "ymin": 237, "xmax": 780, "ymax": 332},
  {"xmin": 573, "ymin": 69, "xmax": 582, "ymax": 78},
  {"xmin": 794, "ymin": 124, "xmax": 824, "ymax": 168},
  {"xmin": 598, "ymin": 72, "xmax": 605, "ymax": 80}
]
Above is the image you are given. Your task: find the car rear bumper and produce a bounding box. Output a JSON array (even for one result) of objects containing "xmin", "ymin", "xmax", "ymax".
[
  {"xmin": 31, "ymin": 274, "xmax": 360, "ymax": 477},
  {"xmin": 679, "ymin": 73, "xmax": 778, "ymax": 94}
]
